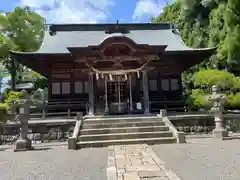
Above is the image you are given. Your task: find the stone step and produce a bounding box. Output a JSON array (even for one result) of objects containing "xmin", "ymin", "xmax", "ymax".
[
  {"xmin": 83, "ymin": 116, "xmax": 161, "ymax": 124},
  {"xmin": 82, "ymin": 121, "xmax": 165, "ymax": 129},
  {"xmin": 80, "ymin": 126, "xmax": 169, "ymax": 135},
  {"xmin": 79, "ymin": 131, "xmax": 173, "ymax": 141},
  {"xmin": 84, "ymin": 114, "xmax": 158, "ymax": 120},
  {"xmin": 76, "ymin": 137, "xmax": 176, "ymax": 148}
]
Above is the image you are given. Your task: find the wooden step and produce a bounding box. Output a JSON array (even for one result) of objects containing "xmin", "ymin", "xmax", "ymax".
[
  {"xmin": 76, "ymin": 137, "xmax": 176, "ymax": 148},
  {"xmin": 79, "ymin": 131, "xmax": 173, "ymax": 141},
  {"xmin": 80, "ymin": 126, "xmax": 169, "ymax": 135}
]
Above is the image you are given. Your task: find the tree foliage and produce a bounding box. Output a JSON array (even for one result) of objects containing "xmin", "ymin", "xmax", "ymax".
[
  {"xmin": 0, "ymin": 7, "xmax": 45, "ymax": 86},
  {"xmin": 154, "ymin": 0, "xmax": 240, "ymax": 72},
  {"xmin": 154, "ymin": 0, "xmax": 240, "ymax": 109},
  {"xmin": 193, "ymin": 69, "xmax": 235, "ymax": 90}
]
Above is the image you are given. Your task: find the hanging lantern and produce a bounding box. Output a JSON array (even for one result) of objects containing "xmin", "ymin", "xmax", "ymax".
[{"xmin": 96, "ymin": 73, "xmax": 99, "ymax": 80}]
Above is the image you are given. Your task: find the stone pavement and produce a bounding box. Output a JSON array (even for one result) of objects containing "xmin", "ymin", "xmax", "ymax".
[
  {"xmin": 107, "ymin": 144, "xmax": 181, "ymax": 180},
  {"xmin": 153, "ymin": 138, "xmax": 240, "ymax": 180},
  {"xmin": 0, "ymin": 143, "xmax": 108, "ymax": 180}
]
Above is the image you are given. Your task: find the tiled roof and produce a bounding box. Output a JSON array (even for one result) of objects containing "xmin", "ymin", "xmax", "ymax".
[{"xmin": 11, "ymin": 23, "xmax": 217, "ymax": 54}]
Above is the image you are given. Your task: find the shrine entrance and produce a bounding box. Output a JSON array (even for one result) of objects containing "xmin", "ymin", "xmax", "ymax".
[{"xmin": 107, "ymin": 76, "xmax": 128, "ymax": 114}]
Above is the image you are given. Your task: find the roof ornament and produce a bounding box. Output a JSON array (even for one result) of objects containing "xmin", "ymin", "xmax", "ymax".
[
  {"xmin": 105, "ymin": 20, "xmax": 130, "ymax": 34},
  {"xmin": 49, "ymin": 25, "xmax": 57, "ymax": 36},
  {"xmin": 85, "ymin": 59, "xmax": 151, "ymax": 76}
]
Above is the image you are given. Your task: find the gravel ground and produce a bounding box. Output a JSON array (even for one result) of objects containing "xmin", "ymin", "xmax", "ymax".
[
  {"xmin": 153, "ymin": 138, "xmax": 240, "ymax": 180},
  {"xmin": 0, "ymin": 143, "xmax": 108, "ymax": 180}
]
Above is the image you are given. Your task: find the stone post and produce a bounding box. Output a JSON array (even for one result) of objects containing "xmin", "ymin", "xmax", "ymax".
[
  {"xmin": 160, "ymin": 109, "xmax": 167, "ymax": 117},
  {"xmin": 208, "ymin": 85, "xmax": 228, "ymax": 139},
  {"xmin": 14, "ymin": 91, "xmax": 33, "ymax": 152},
  {"xmin": 88, "ymin": 73, "xmax": 95, "ymax": 116},
  {"xmin": 68, "ymin": 112, "xmax": 82, "ymax": 150},
  {"xmin": 142, "ymin": 70, "xmax": 150, "ymax": 114}
]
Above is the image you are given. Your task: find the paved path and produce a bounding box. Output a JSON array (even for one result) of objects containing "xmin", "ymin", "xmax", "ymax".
[
  {"xmin": 107, "ymin": 144, "xmax": 181, "ymax": 180},
  {"xmin": 2, "ymin": 139, "xmax": 240, "ymax": 180},
  {"xmin": 0, "ymin": 143, "xmax": 107, "ymax": 180},
  {"xmin": 153, "ymin": 138, "xmax": 240, "ymax": 180}
]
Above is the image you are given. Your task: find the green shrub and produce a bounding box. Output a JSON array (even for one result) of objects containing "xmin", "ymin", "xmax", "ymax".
[
  {"xmin": 226, "ymin": 92, "xmax": 240, "ymax": 109},
  {"xmin": 32, "ymin": 71, "xmax": 47, "ymax": 89},
  {"xmin": 0, "ymin": 103, "xmax": 8, "ymax": 122},
  {"xmin": 187, "ymin": 89, "xmax": 211, "ymax": 109},
  {"xmin": 193, "ymin": 69, "xmax": 235, "ymax": 91},
  {"xmin": 4, "ymin": 91, "xmax": 22, "ymax": 109},
  {"xmin": 232, "ymin": 77, "xmax": 240, "ymax": 92}
]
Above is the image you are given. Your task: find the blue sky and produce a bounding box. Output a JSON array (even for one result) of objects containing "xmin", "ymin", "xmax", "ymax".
[{"xmin": 1, "ymin": 0, "xmax": 171, "ymax": 23}]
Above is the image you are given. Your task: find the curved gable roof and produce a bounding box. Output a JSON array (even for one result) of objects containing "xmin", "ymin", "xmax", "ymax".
[{"xmin": 12, "ymin": 23, "xmax": 217, "ymax": 55}]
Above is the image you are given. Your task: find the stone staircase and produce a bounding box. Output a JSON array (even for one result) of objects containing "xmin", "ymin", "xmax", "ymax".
[{"xmin": 76, "ymin": 114, "xmax": 177, "ymax": 148}]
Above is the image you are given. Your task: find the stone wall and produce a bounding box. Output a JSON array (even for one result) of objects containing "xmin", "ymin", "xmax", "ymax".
[
  {"xmin": 169, "ymin": 112, "xmax": 240, "ymax": 134},
  {"xmin": 1, "ymin": 112, "xmax": 240, "ymax": 144},
  {"xmin": 0, "ymin": 120, "xmax": 75, "ymax": 145}
]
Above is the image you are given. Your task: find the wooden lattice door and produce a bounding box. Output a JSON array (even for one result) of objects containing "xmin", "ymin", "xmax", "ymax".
[{"xmin": 107, "ymin": 76, "xmax": 127, "ymax": 114}]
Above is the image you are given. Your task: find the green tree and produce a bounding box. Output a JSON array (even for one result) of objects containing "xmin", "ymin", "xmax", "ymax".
[
  {"xmin": 193, "ymin": 69, "xmax": 235, "ymax": 90},
  {"xmin": 0, "ymin": 7, "xmax": 45, "ymax": 89},
  {"xmin": 225, "ymin": 0, "xmax": 240, "ymax": 73}
]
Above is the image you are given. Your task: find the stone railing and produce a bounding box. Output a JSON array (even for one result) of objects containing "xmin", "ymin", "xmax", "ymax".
[
  {"xmin": 0, "ymin": 119, "xmax": 76, "ymax": 145},
  {"xmin": 167, "ymin": 112, "xmax": 240, "ymax": 134},
  {"xmin": 158, "ymin": 109, "xmax": 186, "ymax": 143},
  {"xmin": 68, "ymin": 112, "xmax": 83, "ymax": 150}
]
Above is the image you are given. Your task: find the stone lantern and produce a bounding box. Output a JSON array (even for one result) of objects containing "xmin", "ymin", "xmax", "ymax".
[
  {"xmin": 208, "ymin": 85, "xmax": 228, "ymax": 139},
  {"xmin": 14, "ymin": 90, "xmax": 34, "ymax": 151},
  {"xmin": 35, "ymin": 88, "xmax": 46, "ymax": 119}
]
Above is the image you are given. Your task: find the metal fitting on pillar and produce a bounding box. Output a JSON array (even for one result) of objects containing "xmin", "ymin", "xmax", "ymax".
[
  {"xmin": 109, "ymin": 74, "xmax": 113, "ymax": 81},
  {"xmin": 137, "ymin": 71, "xmax": 140, "ymax": 78}
]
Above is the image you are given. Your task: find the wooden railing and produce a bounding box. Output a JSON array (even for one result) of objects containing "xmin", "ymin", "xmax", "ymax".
[
  {"xmin": 29, "ymin": 98, "xmax": 89, "ymax": 119},
  {"xmin": 150, "ymin": 96, "xmax": 187, "ymax": 112}
]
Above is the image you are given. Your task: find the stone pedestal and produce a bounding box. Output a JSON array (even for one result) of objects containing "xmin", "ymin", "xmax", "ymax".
[
  {"xmin": 15, "ymin": 138, "xmax": 33, "ymax": 152},
  {"xmin": 212, "ymin": 113, "xmax": 228, "ymax": 139},
  {"xmin": 212, "ymin": 129, "xmax": 229, "ymax": 139}
]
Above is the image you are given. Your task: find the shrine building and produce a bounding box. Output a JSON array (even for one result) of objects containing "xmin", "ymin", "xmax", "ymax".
[{"xmin": 11, "ymin": 23, "xmax": 216, "ymax": 115}]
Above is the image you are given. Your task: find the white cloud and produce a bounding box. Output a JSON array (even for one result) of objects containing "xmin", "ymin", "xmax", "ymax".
[
  {"xmin": 20, "ymin": 0, "xmax": 115, "ymax": 23},
  {"xmin": 132, "ymin": 0, "xmax": 167, "ymax": 21}
]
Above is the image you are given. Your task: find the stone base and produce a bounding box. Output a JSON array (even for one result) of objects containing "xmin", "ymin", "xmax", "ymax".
[
  {"xmin": 14, "ymin": 138, "xmax": 33, "ymax": 152},
  {"xmin": 85, "ymin": 114, "xmax": 95, "ymax": 117},
  {"xmin": 212, "ymin": 129, "xmax": 229, "ymax": 139},
  {"xmin": 68, "ymin": 137, "xmax": 77, "ymax": 150},
  {"xmin": 144, "ymin": 110, "xmax": 151, "ymax": 115}
]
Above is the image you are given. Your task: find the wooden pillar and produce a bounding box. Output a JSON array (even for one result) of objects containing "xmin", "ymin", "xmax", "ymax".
[
  {"xmin": 88, "ymin": 73, "xmax": 95, "ymax": 116},
  {"xmin": 104, "ymin": 76, "xmax": 109, "ymax": 113},
  {"xmin": 142, "ymin": 70, "xmax": 150, "ymax": 114},
  {"xmin": 129, "ymin": 73, "xmax": 133, "ymax": 113}
]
